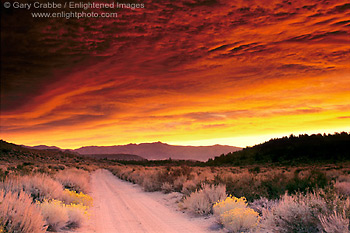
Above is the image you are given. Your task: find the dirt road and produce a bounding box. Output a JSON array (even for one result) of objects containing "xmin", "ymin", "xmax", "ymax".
[{"xmin": 84, "ymin": 169, "xmax": 220, "ymax": 233}]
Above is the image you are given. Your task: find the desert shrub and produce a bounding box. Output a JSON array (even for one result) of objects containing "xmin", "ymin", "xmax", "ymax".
[
  {"xmin": 249, "ymin": 166, "xmax": 261, "ymax": 174},
  {"xmin": 40, "ymin": 199, "xmax": 89, "ymax": 231},
  {"xmin": 181, "ymin": 179, "xmax": 198, "ymax": 196},
  {"xmin": 61, "ymin": 189, "xmax": 93, "ymax": 206},
  {"xmin": 111, "ymin": 165, "xmax": 203, "ymax": 194},
  {"xmin": 176, "ymin": 165, "xmax": 193, "ymax": 178},
  {"xmin": 286, "ymin": 169, "xmax": 328, "ymax": 195},
  {"xmin": 144, "ymin": 166, "xmax": 194, "ymax": 191},
  {"xmin": 217, "ymin": 171, "xmax": 262, "ymax": 201},
  {"xmin": 15, "ymin": 163, "xmax": 33, "ymax": 176},
  {"xmin": 319, "ymin": 211, "xmax": 349, "ymax": 233},
  {"xmin": 142, "ymin": 175, "xmax": 162, "ymax": 192},
  {"xmin": 40, "ymin": 199, "xmax": 69, "ymax": 231},
  {"xmin": 216, "ymin": 168, "xmax": 333, "ymax": 201},
  {"xmin": 0, "ymin": 190, "xmax": 47, "ymax": 233},
  {"xmin": 260, "ymin": 194, "xmax": 320, "ymax": 232},
  {"xmin": 0, "ymin": 174, "xmax": 64, "ymax": 202},
  {"xmin": 0, "ymin": 168, "xmax": 8, "ymax": 180},
  {"xmin": 249, "ymin": 197, "xmax": 277, "ymax": 215},
  {"xmin": 338, "ymin": 174, "xmax": 350, "ymax": 182},
  {"xmin": 161, "ymin": 182, "xmax": 174, "ymax": 193},
  {"xmin": 335, "ymin": 181, "xmax": 350, "ymax": 196},
  {"xmin": 182, "ymin": 184, "xmax": 226, "ymax": 215},
  {"xmin": 259, "ymin": 191, "xmax": 350, "ymax": 233},
  {"xmin": 22, "ymin": 174, "xmax": 64, "ymax": 202},
  {"xmin": 196, "ymin": 169, "xmax": 215, "ymax": 183},
  {"xmin": 157, "ymin": 167, "xmax": 179, "ymax": 184},
  {"xmin": 213, "ymin": 196, "xmax": 259, "ymax": 233},
  {"xmin": 65, "ymin": 203, "xmax": 89, "ymax": 228},
  {"xmin": 127, "ymin": 169, "xmax": 145, "ymax": 185},
  {"xmin": 113, "ymin": 166, "xmax": 151, "ymax": 185},
  {"xmin": 259, "ymin": 172, "xmax": 288, "ymax": 200},
  {"xmin": 0, "ymin": 177, "xmax": 20, "ymax": 194},
  {"xmin": 55, "ymin": 168, "xmax": 90, "ymax": 193},
  {"xmin": 201, "ymin": 184, "xmax": 226, "ymax": 205},
  {"xmin": 182, "ymin": 189, "xmax": 212, "ymax": 215},
  {"xmin": 173, "ymin": 175, "xmax": 187, "ymax": 192},
  {"xmin": 119, "ymin": 168, "xmax": 136, "ymax": 182}
]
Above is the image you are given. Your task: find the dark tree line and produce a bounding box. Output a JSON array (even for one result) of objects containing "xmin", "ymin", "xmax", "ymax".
[{"xmin": 207, "ymin": 132, "xmax": 350, "ymax": 166}]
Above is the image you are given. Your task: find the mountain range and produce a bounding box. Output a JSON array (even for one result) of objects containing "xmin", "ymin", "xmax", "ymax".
[
  {"xmin": 28, "ymin": 145, "xmax": 62, "ymax": 150},
  {"xmin": 81, "ymin": 153, "xmax": 146, "ymax": 161},
  {"xmin": 26, "ymin": 142, "xmax": 241, "ymax": 161},
  {"xmin": 74, "ymin": 142, "xmax": 241, "ymax": 161}
]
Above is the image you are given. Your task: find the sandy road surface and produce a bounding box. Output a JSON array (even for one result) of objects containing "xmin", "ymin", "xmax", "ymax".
[{"xmin": 84, "ymin": 169, "xmax": 219, "ymax": 233}]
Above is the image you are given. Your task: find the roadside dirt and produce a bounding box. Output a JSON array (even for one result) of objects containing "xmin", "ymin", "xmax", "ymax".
[{"xmin": 79, "ymin": 169, "xmax": 223, "ymax": 233}]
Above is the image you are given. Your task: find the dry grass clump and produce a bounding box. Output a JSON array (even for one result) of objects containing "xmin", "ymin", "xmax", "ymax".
[
  {"xmin": 0, "ymin": 190, "xmax": 47, "ymax": 233},
  {"xmin": 182, "ymin": 184, "xmax": 226, "ymax": 215},
  {"xmin": 55, "ymin": 168, "xmax": 90, "ymax": 193}
]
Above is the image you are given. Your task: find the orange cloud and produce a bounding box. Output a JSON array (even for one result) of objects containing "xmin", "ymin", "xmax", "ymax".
[{"xmin": 1, "ymin": 0, "xmax": 350, "ymax": 148}]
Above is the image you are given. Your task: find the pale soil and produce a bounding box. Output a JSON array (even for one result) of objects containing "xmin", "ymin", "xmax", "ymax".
[{"xmin": 74, "ymin": 169, "xmax": 225, "ymax": 233}]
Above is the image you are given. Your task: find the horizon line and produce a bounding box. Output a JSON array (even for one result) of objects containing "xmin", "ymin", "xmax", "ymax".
[{"xmin": 3, "ymin": 130, "xmax": 349, "ymax": 150}]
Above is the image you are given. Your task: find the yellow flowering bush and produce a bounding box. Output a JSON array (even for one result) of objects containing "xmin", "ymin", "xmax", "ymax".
[
  {"xmin": 213, "ymin": 196, "xmax": 247, "ymax": 218},
  {"xmin": 213, "ymin": 196, "xmax": 259, "ymax": 233},
  {"xmin": 221, "ymin": 208, "xmax": 260, "ymax": 232},
  {"xmin": 63, "ymin": 189, "xmax": 93, "ymax": 207}
]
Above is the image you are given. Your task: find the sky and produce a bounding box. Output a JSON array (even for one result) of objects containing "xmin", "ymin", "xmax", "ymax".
[{"xmin": 1, "ymin": 0, "xmax": 350, "ymax": 149}]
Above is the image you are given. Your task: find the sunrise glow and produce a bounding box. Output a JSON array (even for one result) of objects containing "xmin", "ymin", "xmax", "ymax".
[{"xmin": 1, "ymin": 0, "xmax": 350, "ymax": 149}]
